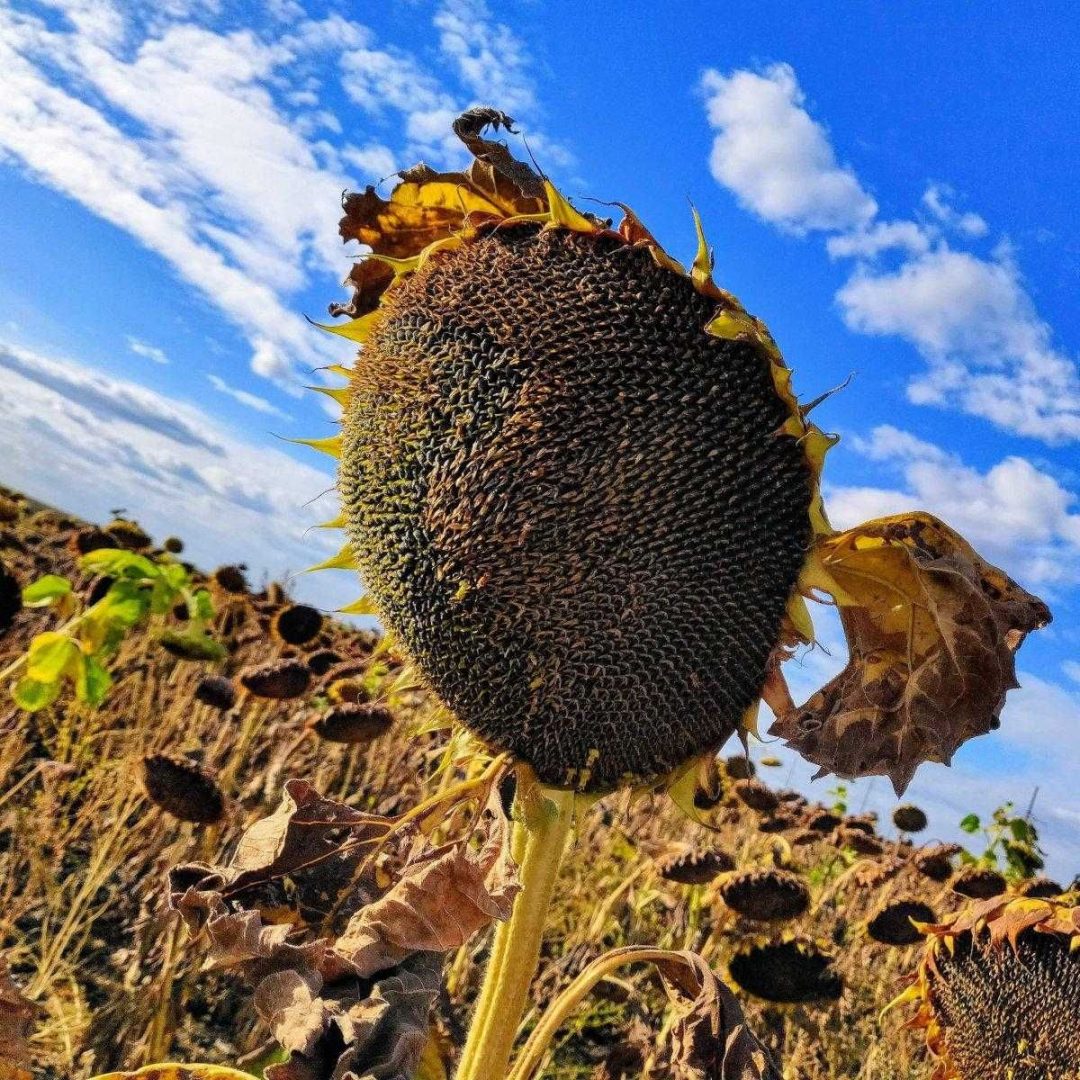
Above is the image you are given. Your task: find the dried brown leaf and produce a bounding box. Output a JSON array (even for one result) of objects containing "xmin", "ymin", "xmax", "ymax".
[
  {"xmin": 771, "ymin": 513, "xmax": 1050, "ymax": 794},
  {"xmin": 653, "ymin": 951, "xmax": 782, "ymax": 1080}
]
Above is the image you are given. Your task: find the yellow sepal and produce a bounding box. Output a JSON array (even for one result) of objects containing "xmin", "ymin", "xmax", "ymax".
[
  {"xmin": 543, "ymin": 180, "xmax": 595, "ymax": 233},
  {"xmin": 306, "ymin": 543, "xmax": 358, "ymax": 572},
  {"xmin": 289, "ymin": 433, "xmax": 342, "ymax": 459},
  {"xmin": 338, "ymin": 595, "xmax": 378, "ymax": 616}
]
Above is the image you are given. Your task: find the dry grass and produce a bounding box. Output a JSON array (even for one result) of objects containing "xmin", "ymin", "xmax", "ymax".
[{"xmin": 0, "ymin": 487, "xmax": 1002, "ymax": 1078}]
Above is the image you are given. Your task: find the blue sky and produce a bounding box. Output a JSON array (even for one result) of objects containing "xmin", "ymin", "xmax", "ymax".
[{"xmin": 1, "ymin": 0, "xmax": 1078, "ymax": 874}]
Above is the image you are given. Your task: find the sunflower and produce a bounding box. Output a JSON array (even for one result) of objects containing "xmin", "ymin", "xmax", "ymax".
[
  {"xmin": 303, "ymin": 107, "xmax": 1048, "ymax": 800},
  {"xmin": 896, "ymin": 895, "xmax": 1080, "ymax": 1080}
]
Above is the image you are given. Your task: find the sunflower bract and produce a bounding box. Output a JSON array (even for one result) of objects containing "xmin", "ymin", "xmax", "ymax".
[{"xmin": 340, "ymin": 224, "xmax": 813, "ymax": 790}]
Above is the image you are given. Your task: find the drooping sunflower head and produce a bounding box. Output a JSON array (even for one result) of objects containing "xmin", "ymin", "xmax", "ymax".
[
  {"xmin": 310, "ymin": 107, "xmax": 1050, "ymax": 795},
  {"xmin": 897, "ymin": 895, "xmax": 1080, "ymax": 1080}
]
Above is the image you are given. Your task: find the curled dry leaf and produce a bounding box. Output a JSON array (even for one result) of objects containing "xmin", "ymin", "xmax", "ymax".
[
  {"xmin": 0, "ymin": 957, "xmax": 34, "ymax": 1080},
  {"xmin": 770, "ymin": 513, "xmax": 1051, "ymax": 794},
  {"xmin": 654, "ymin": 950, "xmax": 783, "ymax": 1080},
  {"xmin": 168, "ymin": 775, "xmax": 516, "ymax": 1080}
]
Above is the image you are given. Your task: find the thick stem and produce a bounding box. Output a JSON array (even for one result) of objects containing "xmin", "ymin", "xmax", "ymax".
[{"xmin": 454, "ymin": 776, "xmax": 574, "ymax": 1080}]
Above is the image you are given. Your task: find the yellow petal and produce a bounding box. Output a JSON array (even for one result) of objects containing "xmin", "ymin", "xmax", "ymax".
[{"xmin": 543, "ymin": 180, "xmax": 595, "ymax": 233}]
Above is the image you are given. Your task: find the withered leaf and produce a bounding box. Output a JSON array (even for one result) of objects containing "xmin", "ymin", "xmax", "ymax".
[
  {"xmin": 335, "ymin": 792, "xmax": 519, "ymax": 978},
  {"xmin": 169, "ymin": 773, "xmax": 513, "ymax": 1080},
  {"xmin": 0, "ymin": 958, "xmax": 34, "ymax": 1077},
  {"xmin": 652, "ymin": 950, "xmax": 781, "ymax": 1079},
  {"xmin": 771, "ymin": 513, "xmax": 1050, "ymax": 794}
]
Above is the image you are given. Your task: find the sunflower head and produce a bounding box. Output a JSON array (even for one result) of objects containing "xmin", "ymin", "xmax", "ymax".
[
  {"xmin": 311, "ymin": 107, "xmax": 1050, "ymax": 796},
  {"xmin": 729, "ymin": 938, "xmax": 843, "ymax": 1003},
  {"xmin": 897, "ymin": 895, "xmax": 1080, "ymax": 1080},
  {"xmin": 717, "ymin": 868, "xmax": 810, "ymax": 921}
]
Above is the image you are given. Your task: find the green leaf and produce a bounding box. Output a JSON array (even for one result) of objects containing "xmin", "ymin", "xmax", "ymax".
[
  {"xmin": 12, "ymin": 676, "xmax": 60, "ymax": 712},
  {"xmin": 189, "ymin": 589, "xmax": 215, "ymax": 621},
  {"xmin": 157, "ymin": 629, "xmax": 227, "ymax": 663},
  {"xmin": 159, "ymin": 561, "xmax": 190, "ymax": 591},
  {"xmin": 93, "ymin": 579, "xmax": 150, "ymax": 628},
  {"xmin": 26, "ymin": 632, "xmax": 79, "ymax": 682},
  {"xmin": 22, "ymin": 574, "xmax": 73, "ymax": 607},
  {"xmin": 959, "ymin": 813, "xmax": 981, "ymax": 834},
  {"xmin": 1009, "ymin": 818, "xmax": 1036, "ymax": 844},
  {"xmin": 76, "ymin": 654, "xmax": 112, "ymax": 707},
  {"xmin": 80, "ymin": 549, "xmax": 158, "ymax": 580}
]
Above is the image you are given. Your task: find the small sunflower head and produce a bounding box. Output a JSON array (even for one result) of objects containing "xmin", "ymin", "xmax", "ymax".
[
  {"xmin": 914, "ymin": 843, "xmax": 964, "ymax": 883},
  {"xmin": 142, "ymin": 754, "xmax": 225, "ymax": 824},
  {"xmin": 729, "ymin": 938, "xmax": 842, "ymax": 1003},
  {"xmin": 193, "ymin": 674, "xmax": 236, "ymax": 711},
  {"xmin": 718, "ymin": 868, "xmax": 810, "ymax": 922},
  {"xmin": 867, "ymin": 899, "xmax": 935, "ymax": 946},
  {"xmin": 308, "ymin": 702, "xmax": 394, "ymax": 744},
  {"xmin": 239, "ymin": 658, "xmax": 311, "ymax": 700},
  {"xmin": 310, "ymin": 107, "xmax": 1050, "ymax": 797},
  {"xmin": 899, "ymin": 896, "xmax": 1080, "ymax": 1080},
  {"xmin": 272, "ymin": 603, "xmax": 324, "ymax": 646},
  {"xmin": 951, "ymin": 866, "xmax": 1007, "ymax": 900},
  {"xmin": 892, "ymin": 803, "xmax": 929, "ymax": 833},
  {"xmin": 655, "ymin": 846, "xmax": 735, "ymax": 885}
]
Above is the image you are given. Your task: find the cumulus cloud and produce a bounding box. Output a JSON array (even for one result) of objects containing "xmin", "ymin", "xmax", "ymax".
[
  {"xmin": 700, "ymin": 62, "xmax": 1080, "ymax": 443},
  {"xmin": 838, "ymin": 248, "xmax": 1080, "ymax": 441},
  {"xmin": 922, "ymin": 182, "xmax": 989, "ymax": 238},
  {"xmin": 699, "ymin": 63, "xmax": 877, "ymax": 234},
  {"xmin": 825, "ymin": 424, "xmax": 1080, "ymax": 587},
  {"xmin": 127, "ymin": 336, "xmax": 169, "ymax": 365},
  {"xmin": 0, "ymin": 339, "xmax": 345, "ymax": 608}
]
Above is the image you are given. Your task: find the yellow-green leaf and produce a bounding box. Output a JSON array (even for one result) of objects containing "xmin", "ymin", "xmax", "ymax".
[
  {"xmin": 26, "ymin": 632, "xmax": 79, "ymax": 682},
  {"xmin": 21, "ymin": 574, "xmax": 72, "ymax": 607}
]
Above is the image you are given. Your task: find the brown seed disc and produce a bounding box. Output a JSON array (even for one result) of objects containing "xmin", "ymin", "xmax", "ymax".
[
  {"xmin": 951, "ymin": 866, "xmax": 1007, "ymax": 899},
  {"xmin": 1020, "ymin": 877, "xmax": 1064, "ymax": 898},
  {"xmin": 913, "ymin": 843, "xmax": 963, "ymax": 882},
  {"xmin": 213, "ymin": 564, "xmax": 249, "ymax": 594},
  {"xmin": 655, "ymin": 847, "xmax": 736, "ymax": 885},
  {"xmin": 340, "ymin": 226, "xmax": 813, "ymax": 790},
  {"xmin": 142, "ymin": 754, "xmax": 224, "ymax": 824},
  {"xmin": 734, "ymin": 779, "xmax": 780, "ymax": 814},
  {"xmin": 273, "ymin": 604, "xmax": 324, "ymax": 646},
  {"xmin": 240, "ymin": 658, "xmax": 311, "ymax": 699},
  {"xmin": 194, "ymin": 674, "xmax": 236, "ymax": 711},
  {"xmin": 306, "ymin": 649, "xmax": 342, "ymax": 676},
  {"xmin": 309, "ymin": 702, "xmax": 394, "ymax": 744},
  {"xmin": 0, "ymin": 561, "xmax": 21, "ymax": 634},
  {"xmin": 927, "ymin": 921, "xmax": 1080, "ymax": 1079},
  {"xmin": 891, "ymin": 803, "xmax": 928, "ymax": 833},
  {"xmin": 729, "ymin": 939, "xmax": 842, "ymax": 1003},
  {"xmin": 867, "ymin": 899, "xmax": 935, "ymax": 946},
  {"xmin": 719, "ymin": 868, "xmax": 810, "ymax": 921}
]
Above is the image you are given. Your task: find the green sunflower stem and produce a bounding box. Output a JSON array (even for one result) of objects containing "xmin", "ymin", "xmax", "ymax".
[{"xmin": 454, "ymin": 778, "xmax": 575, "ymax": 1080}]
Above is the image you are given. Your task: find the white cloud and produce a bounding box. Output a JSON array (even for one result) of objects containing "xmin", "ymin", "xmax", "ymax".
[
  {"xmin": 0, "ymin": 339, "xmax": 346, "ymax": 607},
  {"xmin": 1064, "ymin": 660, "xmax": 1080, "ymax": 686},
  {"xmin": 206, "ymin": 373, "xmax": 291, "ymax": 420},
  {"xmin": 838, "ymin": 248, "xmax": 1080, "ymax": 441},
  {"xmin": 922, "ymin": 182, "xmax": 989, "ymax": 238},
  {"xmin": 699, "ymin": 63, "xmax": 877, "ymax": 234},
  {"xmin": 127, "ymin": 336, "xmax": 169, "ymax": 364},
  {"xmin": 825, "ymin": 219, "xmax": 932, "ymax": 259},
  {"xmin": 701, "ymin": 62, "xmax": 1080, "ymax": 443},
  {"xmin": 433, "ymin": 0, "xmax": 536, "ymax": 115},
  {"xmin": 0, "ymin": 4, "xmax": 359, "ymax": 388},
  {"xmin": 826, "ymin": 424, "xmax": 1080, "ymax": 586}
]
